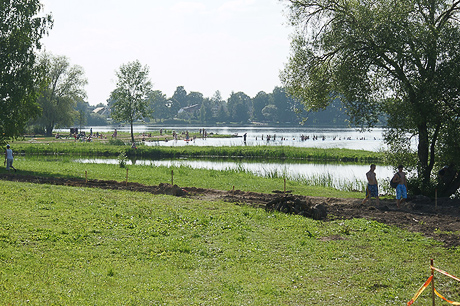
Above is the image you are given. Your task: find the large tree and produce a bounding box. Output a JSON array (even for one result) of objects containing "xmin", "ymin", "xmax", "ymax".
[
  {"xmin": 227, "ymin": 92, "xmax": 252, "ymax": 123},
  {"xmin": 281, "ymin": 0, "xmax": 460, "ymax": 196},
  {"xmin": 171, "ymin": 86, "xmax": 188, "ymax": 114},
  {"xmin": 34, "ymin": 52, "xmax": 87, "ymax": 136},
  {"xmin": 252, "ymin": 91, "xmax": 272, "ymax": 122},
  {"xmin": 0, "ymin": 0, "xmax": 52, "ymax": 144},
  {"xmin": 109, "ymin": 60, "xmax": 152, "ymax": 143},
  {"xmin": 147, "ymin": 90, "xmax": 170, "ymax": 121}
]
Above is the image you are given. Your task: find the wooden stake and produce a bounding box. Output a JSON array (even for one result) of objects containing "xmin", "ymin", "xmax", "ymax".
[
  {"xmin": 126, "ymin": 168, "xmax": 129, "ymax": 186},
  {"xmin": 171, "ymin": 170, "xmax": 174, "ymax": 185},
  {"xmin": 85, "ymin": 171, "xmax": 88, "ymax": 184},
  {"xmin": 284, "ymin": 178, "xmax": 286, "ymax": 195}
]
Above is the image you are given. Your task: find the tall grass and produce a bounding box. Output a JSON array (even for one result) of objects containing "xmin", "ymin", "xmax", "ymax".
[{"xmin": 220, "ymin": 165, "xmax": 368, "ymax": 192}]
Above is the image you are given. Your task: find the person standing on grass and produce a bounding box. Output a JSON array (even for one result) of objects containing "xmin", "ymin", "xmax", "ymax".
[
  {"xmin": 362, "ymin": 164, "xmax": 379, "ymax": 205},
  {"xmin": 392, "ymin": 165, "xmax": 407, "ymax": 208},
  {"xmin": 4, "ymin": 144, "xmax": 16, "ymax": 172}
]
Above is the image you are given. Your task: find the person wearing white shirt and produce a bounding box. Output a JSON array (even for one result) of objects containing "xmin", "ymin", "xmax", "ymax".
[{"xmin": 4, "ymin": 144, "xmax": 16, "ymax": 172}]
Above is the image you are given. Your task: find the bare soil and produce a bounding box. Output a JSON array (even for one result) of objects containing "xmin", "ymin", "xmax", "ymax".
[{"xmin": 2, "ymin": 173, "xmax": 460, "ymax": 248}]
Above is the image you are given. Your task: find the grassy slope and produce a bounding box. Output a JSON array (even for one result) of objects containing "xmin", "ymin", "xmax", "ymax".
[{"xmin": 0, "ymin": 180, "xmax": 458, "ymax": 305}]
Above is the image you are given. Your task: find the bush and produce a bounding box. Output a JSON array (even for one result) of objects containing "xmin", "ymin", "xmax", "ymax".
[
  {"xmin": 406, "ymin": 176, "xmax": 437, "ymax": 198},
  {"xmin": 109, "ymin": 138, "xmax": 125, "ymax": 146}
]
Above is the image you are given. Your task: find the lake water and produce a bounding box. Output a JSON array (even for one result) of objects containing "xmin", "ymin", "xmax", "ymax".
[
  {"xmin": 64, "ymin": 125, "xmax": 389, "ymax": 151},
  {"xmin": 75, "ymin": 157, "xmax": 394, "ymax": 191},
  {"xmin": 59, "ymin": 125, "xmax": 398, "ymax": 191}
]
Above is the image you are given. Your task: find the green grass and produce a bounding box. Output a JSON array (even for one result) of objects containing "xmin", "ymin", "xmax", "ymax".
[
  {"xmin": 11, "ymin": 156, "xmax": 364, "ymax": 198},
  {"xmin": 0, "ymin": 180, "xmax": 459, "ymax": 305},
  {"xmin": 11, "ymin": 140, "xmax": 383, "ymax": 162}
]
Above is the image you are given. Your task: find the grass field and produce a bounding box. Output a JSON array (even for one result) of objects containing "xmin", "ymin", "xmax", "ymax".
[
  {"xmin": 1, "ymin": 180, "xmax": 459, "ymax": 305},
  {"xmin": 1, "ymin": 143, "xmax": 458, "ymax": 304},
  {"xmin": 11, "ymin": 138, "xmax": 383, "ymax": 162},
  {"xmin": 10, "ymin": 156, "xmax": 368, "ymax": 198}
]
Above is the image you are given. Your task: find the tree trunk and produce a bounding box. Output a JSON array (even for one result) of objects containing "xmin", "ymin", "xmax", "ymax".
[
  {"xmin": 45, "ymin": 123, "xmax": 54, "ymax": 137},
  {"xmin": 417, "ymin": 123, "xmax": 432, "ymax": 188},
  {"xmin": 130, "ymin": 121, "xmax": 135, "ymax": 143}
]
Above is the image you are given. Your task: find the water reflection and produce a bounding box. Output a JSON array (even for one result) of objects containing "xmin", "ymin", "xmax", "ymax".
[{"xmin": 75, "ymin": 157, "xmax": 394, "ymax": 190}]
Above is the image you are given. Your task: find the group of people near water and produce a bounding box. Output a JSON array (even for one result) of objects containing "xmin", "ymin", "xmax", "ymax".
[
  {"xmin": 252, "ymin": 134, "xmax": 376, "ymax": 142},
  {"xmin": 362, "ymin": 164, "xmax": 407, "ymax": 208}
]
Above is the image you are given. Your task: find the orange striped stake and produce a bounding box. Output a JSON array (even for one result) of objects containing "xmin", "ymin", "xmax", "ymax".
[
  {"xmin": 434, "ymin": 289, "xmax": 460, "ymax": 305},
  {"xmin": 431, "ymin": 266, "xmax": 460, "ymax": 283},
  {"xmin": 431, "ymin": 259, "xmax": 436, "ymax": 306},
  {"xmin": 408, "ymin": 260, "xmax": 460, "ymax": 305},
  {"xmin": 407, "ymin": 275, "xmax": 433, "ymax": 305}
]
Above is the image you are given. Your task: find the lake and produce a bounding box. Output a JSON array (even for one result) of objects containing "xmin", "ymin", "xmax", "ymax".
[
  {"xmin": 75, "ymin": 157, "xmax": 394, "ymax": 191},
  {"xmin": 58, "ymin": 125, "xmax": 399, "ymax": 192},
  {"xmin": 63, "ymin": 125, "xmax": 391, "ymax": 151}
]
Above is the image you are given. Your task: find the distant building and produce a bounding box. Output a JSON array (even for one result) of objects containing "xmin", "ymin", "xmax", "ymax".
[
  {"xmin": 178, "ymin": 104, "xmax": 200, "ymax": 114},
  {"xmin": 92, "ymin": 107, "xmax": 110, "ymax": 116}
]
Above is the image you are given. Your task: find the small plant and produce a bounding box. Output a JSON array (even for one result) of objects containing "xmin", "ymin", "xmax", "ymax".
[
  {"xmin": 109, "ymin": 138, "xmax": 125, "ymax": 146},
  {"xmin": 118, "ymin": 152, "xmax": 128, "ymax": 168}
]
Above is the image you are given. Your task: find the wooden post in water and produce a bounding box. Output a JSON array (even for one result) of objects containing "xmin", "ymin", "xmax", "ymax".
[
  {"xmin": 126, "ymin": 168, "xmax": 129, "ymax": 186},
  {"xmin": 431, "ymin": 258, "xmax": 436, "ymax": 306}
]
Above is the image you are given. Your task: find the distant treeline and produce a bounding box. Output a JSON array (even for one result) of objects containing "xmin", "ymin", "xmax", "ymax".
[{"xmin": 75, "ymin": 86, "xmax": 372, "ymax": 127}]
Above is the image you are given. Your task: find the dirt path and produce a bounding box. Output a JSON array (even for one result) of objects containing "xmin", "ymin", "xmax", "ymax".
[{"xmin": 2, "ymin": 173, "xmax": 459, "ymax": 248}]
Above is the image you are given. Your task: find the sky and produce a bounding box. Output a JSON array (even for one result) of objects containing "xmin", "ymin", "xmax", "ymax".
[{"xmin": 39, "ymin": 0, "xmax": 293, "ymax": 105}]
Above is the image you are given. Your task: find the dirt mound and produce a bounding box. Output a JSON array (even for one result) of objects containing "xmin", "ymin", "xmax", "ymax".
[
  {"xmin": 1, "ymin": 173, "xmax": 460, "ymax": 248},
  {"xmin": 266, "ymin": 195, "xmax": 328, "ymax": 220}
]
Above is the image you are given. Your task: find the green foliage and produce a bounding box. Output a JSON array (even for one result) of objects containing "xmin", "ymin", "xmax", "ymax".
[
  {"xmin": 0, "ymin": 0, "xmax": 53, "ymax": 145},
  {"xmin": 227, "ymin": 92, "xmax": 252, "ymax": 123},
  {"xmin": 108, "ymin": 138, "xmax": 125, "ymax": 146},
  {"xmin": 117, "ymin": 152, "xmax": 128, "ymax": 168},
  {"xmin": 33, "ymin": 52, "xmax": 88, "ymax": 136},
  {"xmin": 109, "ymin": 60, "xmax": 152, "ymax": 142},
  {"xmin": 262, "ymin": 104, "xmax": 278, "ymax": 122},
  {"xmin": 382, "ymin": 129, "xmax": 418, "ymax": 172},
  {"xmin": 0, "ymin": 180, "xmax": 458, "ymax": 304},
  {"xmin": 282, "ymin": 0, "xmax": 460, "ymax": 196}
]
